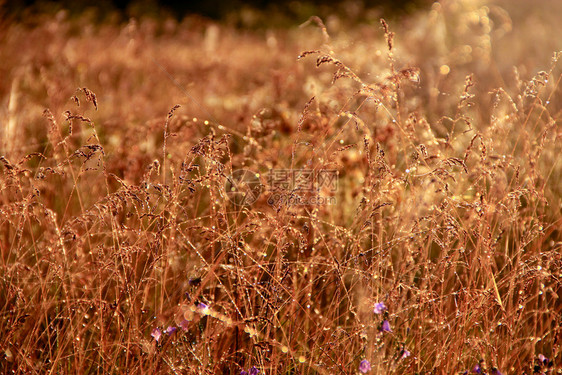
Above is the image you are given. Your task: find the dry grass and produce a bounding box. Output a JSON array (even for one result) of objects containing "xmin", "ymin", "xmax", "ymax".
[{"xmin": 1, "ymin": 1, "xmax": 561, "ymax": 374}]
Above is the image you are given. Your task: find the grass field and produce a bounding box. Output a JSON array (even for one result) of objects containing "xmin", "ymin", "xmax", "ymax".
[{"xmin": 1, "ymin": 0, "xmax": 561, "ymax": 373}]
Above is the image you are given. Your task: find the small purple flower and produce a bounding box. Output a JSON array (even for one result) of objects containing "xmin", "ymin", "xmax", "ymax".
[
  {"xmin": 538, "ymin": 354, "xmax": 547, "ymax": 364},
  {"xmin": 490, "ymin": 367, "xmax": 502, "ymax": 375},
  {"xmin": 400, "ymin": 349, "xmax": 411, "ymax": 360},
  {"xmin": 240, "ymin": 366, "xmax": 259, "ymax": 375},
  {"xmin": 165, "ymin": 326, "xmax": 177, "ymax": 335},
  {"xmin": 472, "ymin": 363, "xmax": 481, "ymax": 373},
  {"xmin": 380, "ymin": 320, "xmax": 392, "ymax": 333},
  {"xmin": 359, "ymin": 359, "xmax": 371, "ymax": 373},
  {"xmin": 151, "ymin": 327, "xmax": 162, "ymax": 342},
  {"xmin": 197, "ymin": 302, "xmax": 210, "ymax": 315},
  {"xmin": 373, "ymin": 302, "xmax": 387, "ymax": 314}
]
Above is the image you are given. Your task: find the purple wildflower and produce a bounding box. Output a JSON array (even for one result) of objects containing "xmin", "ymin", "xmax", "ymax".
[
  {"xmin": 472, "ymin": 363, "xmax": 481, "ymax": 373},
  {"xmin": 197, "ymin": 302, "xmax": 210, "ymax": 315},
  {"xmin": 197, "ymin": 302, "xmax": 208, "ymax": 309},
  {"xmin": 165, "ymin": 326, "xmax": 177, "ymax": 335},
  {"xmin": 400, "ymin": 349, "xmax": 411, "ymax": 360},
  {"xmin": 151, "ymin": 327, "xmax": 162, "ymax": 342},
  {"xmin": 359, "ymin": 359, "xmax": 371, "ymax": 373},
  {"xmin": 373, "ymin": 302, "xmax": 387, "ymax": 314},
  {"xmin": 538, "ymin": 354, "xmax": 547, "ymax": 364},
  {"xmin": 380, "ymin": 320, "xmax": 392, "ymax": 333},
  {"xmin": 240, "ymin": 367, "xmax": 259, "ymax": 375},
  {"xmin": 490, "ymin": 367, "xmax": 503, "ymax": 375}
]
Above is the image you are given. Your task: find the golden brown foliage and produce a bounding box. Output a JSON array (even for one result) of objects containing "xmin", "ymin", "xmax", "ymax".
[{"xmin": 1, "ymin": 1, "xmax": 561, "ymax": 374}]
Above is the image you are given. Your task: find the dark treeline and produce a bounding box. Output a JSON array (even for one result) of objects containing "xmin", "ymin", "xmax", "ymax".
[{"xmin": 2, "ymin": 0, "xmax": 430, "ymax": 23}]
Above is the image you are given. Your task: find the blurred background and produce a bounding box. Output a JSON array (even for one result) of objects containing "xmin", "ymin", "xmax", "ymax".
[{"xmin": 2, "ymin": 0, "xmax": 431, "ymax": 24}]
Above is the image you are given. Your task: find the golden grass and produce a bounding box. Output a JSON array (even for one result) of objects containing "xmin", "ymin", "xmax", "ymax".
[{"xmin": 1, "ymin": 1, "xmax": 561, "ymax": 373}]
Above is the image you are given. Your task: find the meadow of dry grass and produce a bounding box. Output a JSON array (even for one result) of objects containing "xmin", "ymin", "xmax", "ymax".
[{"xmin": 1, "ymin": 0, "xmax": 561, "ymax": 374}]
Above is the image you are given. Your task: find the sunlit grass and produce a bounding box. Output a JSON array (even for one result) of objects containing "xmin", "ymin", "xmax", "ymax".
[{"xmin": 1, "ymin": 1, "xmax": 561, "ymax": 374}]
